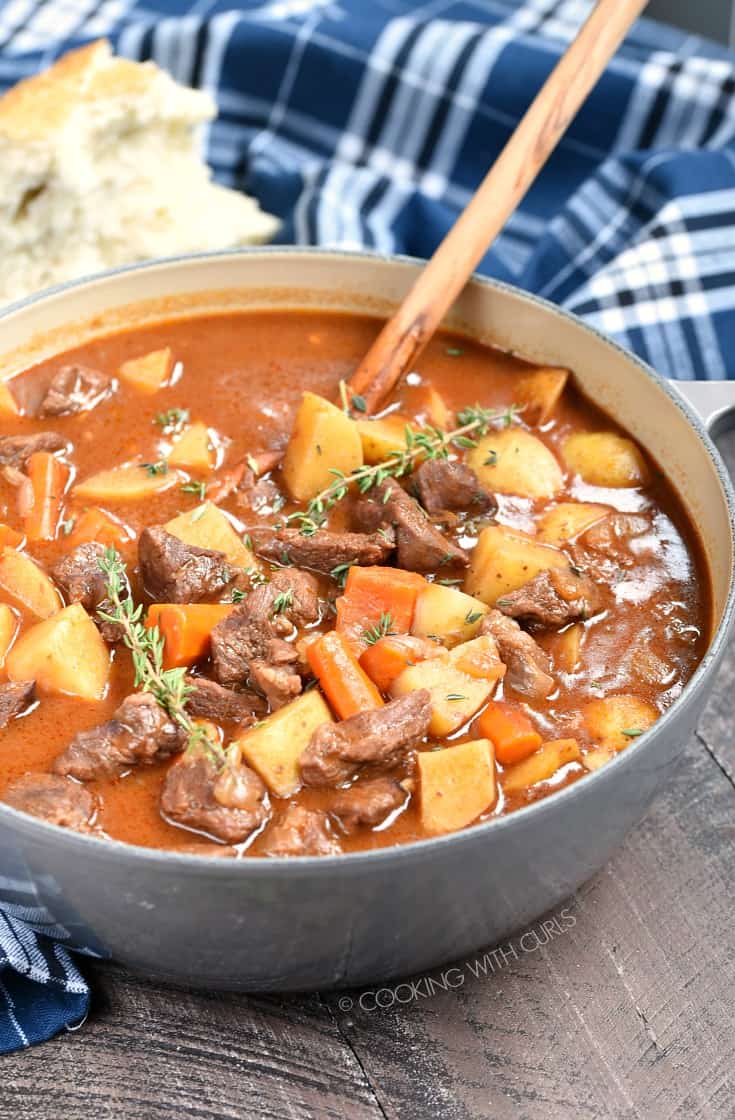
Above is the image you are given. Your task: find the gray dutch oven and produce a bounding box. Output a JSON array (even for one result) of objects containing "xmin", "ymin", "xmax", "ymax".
[{"xmin": 0, "ymin": 249, "xmax": 733, "ymax": 991}]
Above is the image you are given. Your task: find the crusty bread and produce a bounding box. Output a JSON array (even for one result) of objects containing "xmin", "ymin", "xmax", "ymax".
[{"xmin": 0, "ymin": 40, "xmax": 279, "ymax": 303}]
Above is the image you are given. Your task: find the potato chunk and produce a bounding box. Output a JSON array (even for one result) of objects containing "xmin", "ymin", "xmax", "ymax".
[
  {"xmin": 464, "ymin": 525, "xmax": 568, "ymax": 606},
  {"xmin": 536, "ymin": 501, "xmax": 609, "ymax": 544},
  {"xmin": 282, "ymin": 392, "xmax": 363, "ymax": 502},
  {"xmin": 468, "ymin": 429, "xmax": 563, "ymax": 499},
  {"xmin": 0, "ymin": 603, "xmax": 19, "ymax": 668},
  {"xmin": 118, "ymin": 347, "xmax": 174, "ymax": 394},
  {"xmin": 165, "ymin": 502, "xmax": 256, "ymax": 570},
  {"xmin": 74, "ymin": 464, "xmax": 182, "ymax": 502},
  {"xmin": 168, "ymin": 422, "xmax": 215, "ymax": 473},
  {"xmin": 501, "ymin": 738, "xmax": 582, "ymax": 795},
  {"xmin": 553, "ymin": 623, "xmax": 583, "ymax": 673},
  {"xmin": 562, "ymin": 432, "xmax": 649, "ymax": 488},
  {"xmin": 583, "ymin": 694, "xmax": 658, "ymax": 752},
  {"xmin": 390, "ymin": 635, "xmax": 504, "ymax": 735},
  {"xmin": 356, "ymin": 415, "xmax": 414, "ymax": 464},
  {"xmin": 418, "ymin": 739, "xmax": 496, "ymax": 835},
  {"xmin": 411, "ymin": 583, "xmax": 487, "ymax": 648},
  {"xmin": 514, "ymin": 366, "xmax": 569, "ymax": 425},
  {"xmin": 234, "ymin": 690, "xmax": 333, "ymax": 797},
  {"xmin": 0, "ymin": 551, "xmax": 62, "ymax": 618},
  {"xmin": 7, "ymin": 603, "xmax": 110, "ymax": 700}
]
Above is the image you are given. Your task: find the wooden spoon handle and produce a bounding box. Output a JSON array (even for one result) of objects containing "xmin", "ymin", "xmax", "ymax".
[{"xmin": 348, "ymin": 0, "xmax": 648, "ymax": 413}]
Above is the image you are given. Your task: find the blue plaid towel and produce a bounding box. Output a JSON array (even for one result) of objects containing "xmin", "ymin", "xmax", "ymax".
[{"xmin": 2, "ymin": 0, "xmax": 735, "ymax": 1052}]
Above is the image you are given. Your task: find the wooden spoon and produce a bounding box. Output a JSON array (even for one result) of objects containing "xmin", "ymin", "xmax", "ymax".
[{"xmin": 348, "ymin": 0, "xmax": 648, "ymax": 414}]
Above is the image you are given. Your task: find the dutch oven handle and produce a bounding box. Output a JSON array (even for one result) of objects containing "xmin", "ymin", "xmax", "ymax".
[{"xmin": 674, "ymin": 381, "xmax": 735, "ymax": 439}]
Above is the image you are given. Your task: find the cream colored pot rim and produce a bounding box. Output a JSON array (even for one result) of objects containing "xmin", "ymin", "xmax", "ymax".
[{"xmin": 0, "ymin": 245, "xmax": 733, "ymax": 870}]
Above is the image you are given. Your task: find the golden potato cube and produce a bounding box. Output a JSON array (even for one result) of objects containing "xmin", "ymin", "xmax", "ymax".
[
  {"xmin": 562, "ymin": 432, "xmax": 649, "ymax": 488},
  {"xmin": 467, "ymin": 429, "xmax": 563, "ymax": 499},
  {"xmin": 7, "ymin": 603, "xmax": 110, "ymax": 700},
  {"xmin": 234, "ymin": 690, "xmax": 334, "ymax": 797},
  {"xmin": 501, "ymin": 738, "xmax": 582, "ymax": 794},
  {"xmin": 168, "ymin": 422, "xmax": 215, "ymax": 473},
  {"xmin": 165, "ymin": 502, "xmax": 256, "ymax": 570},
  {"xmin": 356, "ymin": 415, "xmax": 414, "ymax": 464},
  {"xmin": 464, "ymin": 525, "xmax": 569, "ymax": 606},
  {"xmin": 425, "ymin": 387, "xmax": 451, "ymax": 429},
  {"xmin": 411, "ymin": 583, "xmax": 487, "ymax": 647},
  {"xmin": 583, "ymin": 694, "xmax": 658, "ymax": 752},
  {"xmin": 553, "ymin": 623, "xmax": 583, "ymax": 674},
  {"xmin": 0, "ymin": 551, "xmax": 62, "ymax": 618},
  {"xmin": 536, "ymin": 501, "xmax": 609, "ymax": 544},
  {"xmin": 74, "ymin": 464, "xmax": 182, "ymax": 502},
  {"xmin": 282, "ymin": 392, "xmax": 363, "ymax": 502},
  {"xmin": 0, "ymin": 603, "xmax": 19, "ymax": 668},
  {"xmin": 390, "ymin": 648, "xmax": 496, "ymax": 736},
  {"xmin": 118, "ymin": 347, "xmax": 174, "ymax": 394},
  {"xmin": 514, "ymin": 366, "xmax": 569, "ymax": 425},
  {"xmin": 418, "ymin": 738, "xmax": 497, "ymax": 835}
]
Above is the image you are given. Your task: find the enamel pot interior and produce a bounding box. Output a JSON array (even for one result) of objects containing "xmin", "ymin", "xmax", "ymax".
[{"xmin": 0, "ymin": 248, "xmax": 732, "ymax": 991}]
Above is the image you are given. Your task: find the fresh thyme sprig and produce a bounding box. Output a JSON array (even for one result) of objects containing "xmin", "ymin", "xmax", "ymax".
[
  {"xmin": 287, "ymin": 403, "xmax": 521, "ymax": 536},
  {"xmin": 96, "ymin": 548, "xmax": 219, "ymax": 760},
  {"xmin": 363, "ymin": 612, "xmax": 394, "ymax": 646}
]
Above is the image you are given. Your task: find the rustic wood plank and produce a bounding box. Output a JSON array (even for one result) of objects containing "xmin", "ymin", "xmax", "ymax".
[
  {"xmin": 0, "ymin": 977, "xmax": 386, "ymax": 1120},
  {"xmin": 328, "ymin": 731, "xmax": 735, "ymax": 1120}
]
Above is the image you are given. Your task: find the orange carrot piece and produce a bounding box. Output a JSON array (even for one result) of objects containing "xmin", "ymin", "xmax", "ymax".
[
  {"xmin": 22, "ymin": 453, "xmax": 69, "ymax": 542},
  {"xmin": 67, "ymin": 507, "xmax": 132, "ymax": 550},
  {"xmin": 477, "ymin": 700, "xmax": 542, "ymax": 766},
  {"xmin": 337, "ymin": 566, "xmax": 427, "ymax": 652},
  {"xmin": 146, "ymin": 604, "xmax": 235, "ymax": 670},
  {"xmin": 360, "ymin": 634, "xmax": 442, "ymax": 693},
  {"xmin": 0, "ymin": 524, "xmax": 24, "ymax": 551},
  {"xmin": 306, "ymin": 630, "xmax": 384, "ymax": 718}
]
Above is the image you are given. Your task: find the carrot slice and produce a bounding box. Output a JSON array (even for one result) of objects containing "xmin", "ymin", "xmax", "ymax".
[
  {"xmin": 67, "ymin": 507, "xmax": 132, "ymax": 550},
  {"xmin": 0, "ymin": 524, "xmax": 24, "ymax": 551},
  {"xmin": 306, "ymin": 630, "xmax": 383, "ymax": 719},
  {"xmin": 477, "ymin": 699, "xmax": 542, "ymax": 766},
  {"xmin": 146, "ymin": 604, "xmax": 235, "ymax": 670},
  {"xmin": 22, "ymin": 453, "xmax": 69, "ymax": 542},
  {"xmin": 359, "ymin": 633, "xmax": 442, "ymax": 693},
  {"xmin": 337, "ymin": 566, "xmax": 427, "ymax": 653}
]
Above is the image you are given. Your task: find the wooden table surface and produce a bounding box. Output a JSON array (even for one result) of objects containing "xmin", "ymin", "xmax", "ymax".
[{"xmin": 3, "ymin": 441, "xmax": 735, "ymax": 1120}]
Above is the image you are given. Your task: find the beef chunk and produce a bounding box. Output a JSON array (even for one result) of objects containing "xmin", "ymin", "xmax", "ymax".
[
  {"xmin": 54, "ymin": 693, "xmax": 185, "ymax": 781},
  {"xmin": 270, "ymin": 567, "xmax": 320, "ymax": 627},
  {"xmin": 184, "ymin": 676, "xmax": 266, "ymax": 725},
  {"xmin": 40, "ymin": 364, "xmax": 111, "ymax": 416},
  {"xmin": 52, "ymin": 542, "xmax": 126, "ymax": 643},
  {"xmin": 161, "ymin": 751, "xmax": 268, "ymax": 844},
  {"xmin": 498, "ymin": 568, "xmax": 601, "ymax": 628},
  {"xmin": 4, "ymin": 773, "xmax": 98, "ymax": 833},
  {"xmin": 0, "ymin": 432, "xmax": 66, "ymax": 467},
  {"xmin": 353, "ymin": 481, "xmax": 466, "ymax": 571},
  {"xmin": 256, "ymin": 527, "xmax": 394, "ymax": 573},
  {"xmin": 331, "ymin": 777, "xmax": 406, "ymax": 830},
  {"xmin": 261, "ymin": 804, "xmax": 340, "ymax": 857},
  {"xmin": 479, "ymin": 610, "xmax": 553, "ymax": 700},
  {"xmin": 249, "ymin": 659, "xmax": 302, "ymax": 710},
  {"xmin": 138, "ymin": 527, "xmax": 233, "ymax": 603},
  {"xmin": 208, "ymin": 450, "xmax": 283, "ymax": 505},
  {"xmin": 234, "ymin": 468, "xmax": 283, "ymax": 514},
  {"xmin": 414, "ymin": 460, "xmax": 495, "ymax": 517},
  {"xmin": 300, "ymin": 690, "xmax": 432, "ymax": 787},
  {"xmin": 0, "ymin": 680, "xmax": 36, "ymax": 728},
  {"xmin": 579, "ymin": 513, "xmax": 651, "ymax": 553},
  {"xmin": 210, "ymin": 573, "xmax": 316, "ymax": 703}
]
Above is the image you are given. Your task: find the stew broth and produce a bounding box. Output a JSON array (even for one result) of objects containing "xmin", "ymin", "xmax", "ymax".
[{"xmin": 0, "ymin": 310, "xmax": 711, "ymax": 856}]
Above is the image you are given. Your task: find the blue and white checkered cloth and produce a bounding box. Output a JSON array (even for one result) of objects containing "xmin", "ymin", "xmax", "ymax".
[{"xmin": 3, "ymin": 0, "xmax": 735, "ymax": 1052}]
